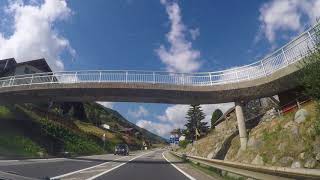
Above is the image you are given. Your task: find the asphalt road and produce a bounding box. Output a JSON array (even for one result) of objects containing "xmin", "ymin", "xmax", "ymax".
[
  {"xmin": 96, "ymin": 150, "xmax": 189, "ymax": 180},
  {"xmin": 0, "ymin": 149, "xmax": 194, "ymax": 180}
]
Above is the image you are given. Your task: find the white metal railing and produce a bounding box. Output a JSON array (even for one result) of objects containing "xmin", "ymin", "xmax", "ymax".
[{"xmin": 0, "ymin": 23, "xmax": 319, "ymax": 88}]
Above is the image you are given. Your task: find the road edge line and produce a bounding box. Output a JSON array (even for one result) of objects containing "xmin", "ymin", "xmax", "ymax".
[
  {"xmin": 50, "ymin": 156, "xmax": 127, "ymax": 180},
  {"xmin": 162, "ymin": 151, "xmax": 196, "ymax": 180},
  {"xmin": 86, "ymin": 151, "xmax": 153, "ymax": 180}
]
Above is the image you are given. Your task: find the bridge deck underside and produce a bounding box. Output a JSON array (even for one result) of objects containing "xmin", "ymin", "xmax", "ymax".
[{"xmin": 0, "ymin": 64, "xmax": 301, "ymax": 104}]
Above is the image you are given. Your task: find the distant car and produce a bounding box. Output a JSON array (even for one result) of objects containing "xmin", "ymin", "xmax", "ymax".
[{"xmin": 114, "ymin": 144, "xmax": 129, "ymax": 156}]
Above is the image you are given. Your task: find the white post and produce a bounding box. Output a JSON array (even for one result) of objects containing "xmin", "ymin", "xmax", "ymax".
[
  {"xmin": 209, "ymin": 72, "xmax": 213, "ymax": 85},
  {"xmin": 125, "ymin": 71, "xmax": 128, "ymax": 83},
  {"xmin": 30, "ymin": 75, "xmax": 34, "ymax": 85},
  {"xmin": 153, "ymin": 72, "xmax": 155, "ymax": 84},
  {"xmin": 282, "ymin": 49, "xmax": 289, "ymax": 65},
  {"xmin": 99, "ymin": 72, "xmax": 102, "ymax": 82},
  {"xmin": 235, "ymin": 101, "xmax": 247, "ymax": 151},
  {"xmin": 236, "ymin": 71, "xmax": 240, "ymax": 82},
  {"xmin": 51, "ymin": 73, "xmax": 55, "ymax": 83},
  {"xmin": 11, "ymin": 77, "xmax": 15, "ymax": 86},
  {"xmin": 74, "ymin": 72, "xmax": 78, "ymax": 83},
  {"xmin": 308, "ymin": 31, "xmax": 317, "ymax": 47},
  {"xmin": 261, "ymin": 61, "xmax": 267, "ymax": 76},
  {"xmin": 182, "ymin": 74, "xmax": 185, "ymax": 85}
]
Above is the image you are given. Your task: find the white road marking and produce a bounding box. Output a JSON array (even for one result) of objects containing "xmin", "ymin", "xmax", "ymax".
[
  {"xmin": 50, "ymin": 156, "xmax": 128, "ymax": 180},
  {"xmin": 0, "ymin": 160, "xmax": 19, "ymax": 163},
  {"xmin": 86, "ymin": 151, "xmax": 154, "ymax": 180},
  {"xmin": 162, "ymin": 152, "xmax": 196, "ymax": 180},
  {"xmin": 25, "ymin": 158, "xmax": 66, "ymax": 161},
  {"xmin": 0, "ymin": 158, "xmax": 65, "ymax": 163}
]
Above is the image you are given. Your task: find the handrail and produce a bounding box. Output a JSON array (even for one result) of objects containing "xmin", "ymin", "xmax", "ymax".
[
  {"xmin": 170, "ymin": 151, "xmax": 320, "ymax": 180},
  {"xmin": 0, "ymin": 22, "xmax": 319, "ymax": 88}
]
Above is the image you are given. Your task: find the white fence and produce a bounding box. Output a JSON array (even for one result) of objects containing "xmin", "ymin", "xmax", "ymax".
[{"xmin": 0, "ymin": 23, "xmax": 319, "ymax": 88}]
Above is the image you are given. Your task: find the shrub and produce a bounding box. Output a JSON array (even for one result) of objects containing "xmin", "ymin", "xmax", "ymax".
[
  {"xmin": 0, "ymin": 106, "xmax": 13, "ymax": 119},
  {"xmin": 211, "ymin": 109, "xmax": 223, "ymax": 129},
  {"xmin": 179, "ymin": 140, "xmax": 189, "ymax": 149}
]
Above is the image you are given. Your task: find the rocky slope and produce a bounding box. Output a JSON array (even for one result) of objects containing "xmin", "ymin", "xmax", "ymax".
[
  {"xmin": 226, "ymin": 101, "xmax": 320, "ymax": 169},
  {"xmin": 178, "ymin": 101, "xmax": 320, "ymax": 169},
  {"xmin": 178, "ymin": 108, "xmax": 239, "ymax": 159}
]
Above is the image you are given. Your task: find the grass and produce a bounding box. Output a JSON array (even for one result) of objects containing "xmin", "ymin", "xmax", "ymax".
[
  {"xmin": 74, "ymin": 120, "xmax": 124, "ymax": 152},
  {"xmin": 16, "ymin": 105, "xmax": 104, "ymax": 156},
  {"xmin": 75, "ymin": 120, "xmax": 115, "ymax": 139},
  {"xmin": 0, "ymin": 134, "xmax": 45, "ymax": 158},
  {"xmin": 0, "ymin": 106, "xmax": 14, "ymax": 119}
]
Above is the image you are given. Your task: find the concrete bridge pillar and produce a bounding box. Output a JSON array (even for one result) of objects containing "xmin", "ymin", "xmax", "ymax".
[{"xmin": 235, "ymin": 101, "xmax": 247, "ymax": 150}]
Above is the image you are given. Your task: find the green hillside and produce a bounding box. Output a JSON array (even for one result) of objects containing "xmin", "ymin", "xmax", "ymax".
[{"xmin": 0, "ymin": 102, "xmax": 166, "ymax": 159}]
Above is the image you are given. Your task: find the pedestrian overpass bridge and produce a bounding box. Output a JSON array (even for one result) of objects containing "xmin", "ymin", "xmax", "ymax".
[
  {"xmin": 0, "ymin": 23, "xmax": 319, "ymax": 150},
  {"xmin": 0, "ymin": 23, "xmax": 318, "ymax": 105}
]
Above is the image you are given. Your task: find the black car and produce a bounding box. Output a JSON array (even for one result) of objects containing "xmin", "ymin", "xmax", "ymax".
[{"xmin": 114, "ymin": 144, "xmax": 129, "ymax": 156}]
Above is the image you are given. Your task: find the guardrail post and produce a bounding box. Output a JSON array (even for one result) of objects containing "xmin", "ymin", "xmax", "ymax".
[
  {"xmin": 182, "ymin": 74, "xmax": 185, "ymax": 85},
  {"xmin": 125, "ymin": 71, "xmax": 128, "ymax": 83},
  {"xmin": 261, "ymin": 61, "xmax": 267, "ymax": 76},
  {"xmin": 99, "ymin": 72, "xmax": 102, "ymax": 82},
  {"xmin": 153, "ymin": 72, "xmax": 155, "ymax": 84},
  {"xmin": 30, "ymin": 75, "xmax": 34, "ymax": 85},
  {"xmin": 51, "ymin": 73, "xmax": 55, "ymax": 83},
  {"xmin": 308, "ymin": 31, "xmax": 317, "ymax": 47},
  {"xmin": 11, "ymin": 76, "xmax": 15, "ymax": 86},
  {"xmin": 282, "ymin": 49, "xmax": 289, "ymax": 65},
  {"xmin": 74, "ymin": 72, "xmax": 78, "ymax": 83},
  {"xmin": 209, "ymin": 72, "xmax": 213, "ymax": 85},
  {"xmin": 236, "ymin": 71, "xmax": 240, "ymax": 82}
]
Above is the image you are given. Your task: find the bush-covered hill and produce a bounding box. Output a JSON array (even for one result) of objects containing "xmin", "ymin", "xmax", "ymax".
[{"xmin": 0, "ymin": 102, "xmax": 166, "ymax": 159}]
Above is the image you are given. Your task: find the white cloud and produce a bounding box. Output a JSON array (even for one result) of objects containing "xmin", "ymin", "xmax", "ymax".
[
  {"xmin": 136, "ymin": 119, "xmax": 172, "ymax": 137},
  {"xmin": 156, "ymin": 0, "xmax": 201, "ymax": 73},
  {"xmin": 128, "ymin": 106, "xmax": 149, "ymax": 118},
  {"xmin": 189, "ymin": 28, "xmax": 200, "ymax": 40},
  {"xmin": 147, "ymin": 103, "xmax": 234, "ymax": 137},
  {"xmin": 259, "ymin": 0, "xmax": 320, "ymax": 43},
  {"xmin": 0, "ymin": 0, "xmax": 75, "ymax": 71},
  {"xmin": 201, "ymin": 103, "xmax": 234, "ymax": 124},
  {"xmin": 97, "ymin": 102, "xmax": 114, "ymax": 109}
]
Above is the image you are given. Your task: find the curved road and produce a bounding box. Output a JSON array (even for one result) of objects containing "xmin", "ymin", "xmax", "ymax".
[{"xmin": 0, "ymin": 149, "xmax": 210, "ymax": 180}]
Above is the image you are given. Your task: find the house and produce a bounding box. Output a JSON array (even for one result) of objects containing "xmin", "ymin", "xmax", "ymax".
[
  {"xmin": 0, "ymin": 58, "xmax": 52, "ymax": 77},
  {"xmin": 179, "ymin": 135, "xmax": 186, "ymax": 142},
  {"xmin": 101, "ymin": 124, "xmax": 110, "ymax": 130}
]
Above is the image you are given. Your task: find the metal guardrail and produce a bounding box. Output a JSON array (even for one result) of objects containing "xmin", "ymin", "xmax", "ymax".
[
  {"xmin": 170, "ymin": 151, "xmax": 320, "ymax": 180},
  {"xmin": 0, "ymin": 23, "xmax": 319, "ymax": 88}
]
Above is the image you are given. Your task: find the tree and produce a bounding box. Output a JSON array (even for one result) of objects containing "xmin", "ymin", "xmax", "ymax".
[
  {"xmin": 299, "ymin": 30, "xmax": 320, "ymax": 134},
  {"xmin": 185, "ymin": 104, "xmax": 209, "ymax": 141},
  {"xmin": 299, "ymin": 24, "xmax": 320, "ymax": 100},
  {"xmin": 211, "ymin": 109, "xmax": 223, "ymax": 129},
  {"xmin": 170, "ymin": 128, "xmax": 182, "ymax": 136},
  {"xmin": 300, "ymin": 49, "xmax": 320, "ymax": 101}
]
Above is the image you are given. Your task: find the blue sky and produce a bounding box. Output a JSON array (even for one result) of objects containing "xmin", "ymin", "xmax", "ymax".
[{"xmin": 0, "ymin": 0, "xmax": 319, "ymax": 138}]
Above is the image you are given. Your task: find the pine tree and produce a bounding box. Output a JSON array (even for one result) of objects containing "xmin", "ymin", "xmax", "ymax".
[{"xmin": 185, "ymin": 104, "xmax": 208, "ymax": 140}]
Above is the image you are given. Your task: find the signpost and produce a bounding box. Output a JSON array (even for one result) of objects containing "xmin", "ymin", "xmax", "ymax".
[{"xmin": 102, "ymin": 133, "xmax": 106, "ymax": 150}]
